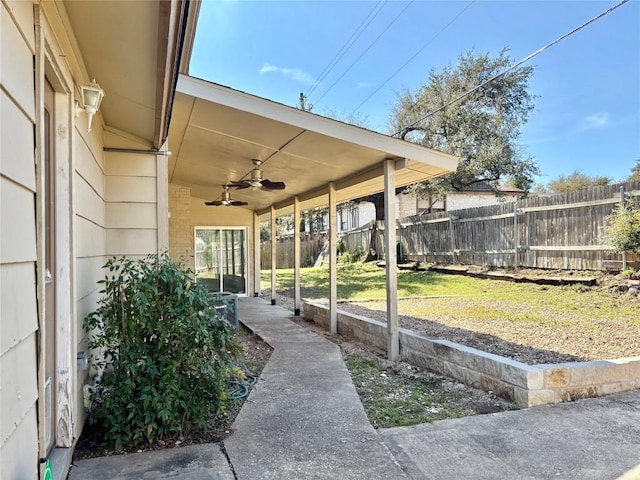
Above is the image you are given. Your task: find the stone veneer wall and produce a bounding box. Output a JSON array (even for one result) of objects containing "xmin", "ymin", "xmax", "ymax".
[
  {"xmin": 169, "ymin": 184, "xmax": 193, "ymax": 266},
  {"xmin": 303, "ymin": 302, "xmax": 640, "ymax": 407}
]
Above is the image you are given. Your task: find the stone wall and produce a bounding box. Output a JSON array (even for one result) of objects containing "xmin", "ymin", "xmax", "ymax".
[{"xmin": 303, "ymin": 302, "xmax": 640, "ymax": 407}]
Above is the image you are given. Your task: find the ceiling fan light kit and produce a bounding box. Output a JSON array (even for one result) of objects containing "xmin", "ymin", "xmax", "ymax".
[
  {"xmin": 205, "ymin": 185, "xmax": 248, "ymax": 207},
  {"xmin": 228, "ymin": 159, "xmax": 286, "ymax": 191},
  {"xmin": 205, "ymin": 159, "xmax": 286, "ymax": 207}
]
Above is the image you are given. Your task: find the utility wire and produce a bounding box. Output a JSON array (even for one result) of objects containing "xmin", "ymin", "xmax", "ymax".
[
  {"xmin": 313, "ymin": 1, "xmax": 414, "ymax": 105},
  {"xmin": 306, "ymin": 1, "xmax": 386, "ymax": 98},
  {"xmin": 393, "ymin": 0, "xmax": 630, "ymax": 137},
  {"xmin": 351, "ymin": 1, "xmax": 475, "ymax": 114}
]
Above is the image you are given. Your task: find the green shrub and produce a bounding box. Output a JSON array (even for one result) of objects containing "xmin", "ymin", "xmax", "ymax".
[
  {"xmin": 604, "ymin": 197, "xmax": 640, "ymax": 255},
  {"xmin": 84, "ymin": 254, "xmax": 242, "ymax": 449},
  {"xmin": 338, "ymin": 246, "xmax": 367, "ymax": 264}
]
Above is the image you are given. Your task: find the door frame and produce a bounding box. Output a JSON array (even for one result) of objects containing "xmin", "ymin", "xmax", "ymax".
[
  {"xmin": 194, "ymin": 226, "xmax": 248, "ymax": 296},
  {"xmin": 35, "ymin": 5, "xmax": 76, "ymax": 459}
]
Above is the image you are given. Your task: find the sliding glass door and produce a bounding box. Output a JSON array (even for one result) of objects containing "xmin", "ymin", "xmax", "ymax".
[{"xmin": 195, "ymin": 227, "xmax": 246, "ymax": 294}]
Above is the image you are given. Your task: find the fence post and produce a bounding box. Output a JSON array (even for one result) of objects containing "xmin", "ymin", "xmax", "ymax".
[
  {"xmin": 621, "ymin": 185, "xmax": 627, "ymax": 271},
  {"xmin": 514, "ymin": 201, "xmax": 519, "ymax": 270},
  {"xmin": 448, "ymin": 216, "xmax": 456, "ymax": 264}
]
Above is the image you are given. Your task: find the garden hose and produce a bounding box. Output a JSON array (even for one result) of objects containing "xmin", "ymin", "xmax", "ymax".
[{"xmin": 227, "ymin": 372, "xmax": 257, "ymax": 400}]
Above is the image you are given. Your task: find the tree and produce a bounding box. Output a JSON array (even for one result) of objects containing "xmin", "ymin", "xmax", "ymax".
[
  {"xmin": 389, "ymin": 49, "xmax": 538, "ymax": 196},
  {"xmin": 628, "ymin": 158, "xmax": 640, "ymax": 182},
  {"xmin": 546, "ymin": 170, "xmax": 611, "ymax": 193}
]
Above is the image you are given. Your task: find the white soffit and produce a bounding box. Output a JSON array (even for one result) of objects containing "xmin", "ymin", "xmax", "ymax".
[{"xmin": 168, "ymin": 74, "xmax": 459, "ymax": 214}]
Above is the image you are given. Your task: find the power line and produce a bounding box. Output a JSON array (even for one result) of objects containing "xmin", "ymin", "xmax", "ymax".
[
  {"xmin": 306, "ymin": 1, "xmax": 387, "ymax": 98},
  {"xmin": 350, "ymin": 1, "xmax": 475, "ymax": 115},
  {"xmin": 312, "ymin": 1, "xmax": 414, "ymax": 105},
  {"xmin": 393, "ymin": 0, "xmax": 630, "ymax": 137}
]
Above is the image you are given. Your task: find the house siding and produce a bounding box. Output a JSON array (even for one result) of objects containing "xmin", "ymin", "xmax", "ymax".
[
  {"xmin": 446, "ymin": 193, "xmax": 520, "ymax": 211},
  {"xmin": 0, "ymin": 1, "xmax": 39, "ymax": 478},
  {"xmin": 1, "ymin": 1, "xmax": 166, "ymax": 474}
]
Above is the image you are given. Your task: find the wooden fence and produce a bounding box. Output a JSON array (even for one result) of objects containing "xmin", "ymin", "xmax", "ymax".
[
  {"xmin": 260, "ymin": 181, "xmax": 640, "ymax": 271},
  {"xmin": 261, "ymin": 233, "xmax": 326, "ymax": 269},
  {"xmin": 356, "ymin": 181, "xmax": 640, "ymax": 271}
]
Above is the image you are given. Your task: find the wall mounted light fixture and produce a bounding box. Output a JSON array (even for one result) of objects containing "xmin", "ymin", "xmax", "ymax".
[{"xmin": 75, "ymin": 79, "xmax": 105, "ymax": 132}]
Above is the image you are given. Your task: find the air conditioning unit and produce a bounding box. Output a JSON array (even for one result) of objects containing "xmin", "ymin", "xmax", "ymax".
[{"xmin": 208, "ymin": 292, "xmax": 238, "ymax": 327}]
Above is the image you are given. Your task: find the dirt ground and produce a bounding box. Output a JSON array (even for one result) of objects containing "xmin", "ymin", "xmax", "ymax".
[
  {"xmin": 290, "ymin": 316, "xmax": 515, "ymax": 416},
  {"xmin": 266, "ymin": 266, "xmax": 639, "ymax": 366}
]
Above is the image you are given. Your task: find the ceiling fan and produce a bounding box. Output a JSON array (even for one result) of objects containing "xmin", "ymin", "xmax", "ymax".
[
  {"xmin": 205, "ymin": 186, "xmax": 248, "ymax": 207},
  {"xmin": 228, "ymin": 159, "xmax": 285, "ymax": 191}
]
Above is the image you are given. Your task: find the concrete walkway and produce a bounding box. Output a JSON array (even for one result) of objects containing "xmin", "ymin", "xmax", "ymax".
[
  {"xmin": 224, "ymin": 297, "xmax": 405, "ymax": 479},
  {"xmin": 69, "ymin": 298, "xmax": 640, "ymax": 480}
]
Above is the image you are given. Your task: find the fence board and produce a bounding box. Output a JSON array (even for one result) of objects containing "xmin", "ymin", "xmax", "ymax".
[{"xmin": 356, "ymin": 181, "xmax": 640, "ymax": 271}]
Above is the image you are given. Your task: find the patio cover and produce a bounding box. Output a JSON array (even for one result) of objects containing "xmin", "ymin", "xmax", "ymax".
[{"xmin": 168, "ymin": 74, "xmax": 459, "ymax": 214}]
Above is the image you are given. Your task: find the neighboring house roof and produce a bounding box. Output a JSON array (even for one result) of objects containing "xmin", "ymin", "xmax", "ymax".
[
  {"xmin": 168, "ymin": 75, "xmax": 459, "ymax": 215},
  {"xmin": 459, "ymin": 182, "xmax": 526, "ymax": 196}
]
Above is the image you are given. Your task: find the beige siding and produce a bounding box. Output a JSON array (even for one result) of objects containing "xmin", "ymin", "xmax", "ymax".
[
  {"xmin": 105, "ymin": 175, "xmax": 157, "ymax": 203},
  {"xmin": 0, "ymin": 3, "xmax": 38, "ymax": 474},
  {"xmin": 0, "ymin": 172, "xmax": 37, "ymax": 266},
  {"xmin": 0, "ymin": 91, "xmax": 36, "ymax": 190},
  {"xmin": 447, "ymin": 193, "xmax": 518, "ymax": 211},
  {"xmin": 0, "ymin": 4, "xmax": 35, "ymax": 120},
  {"xmin": 0, "ymin": 404, "xmax": 38, "ymax": 480},
  {"xmin": 0, "ymin": 264, "xmax": 38, "ymax": 356},
  {"xmin": 104, "ymin": 133, "xmax": 160, "ymax": 258}
]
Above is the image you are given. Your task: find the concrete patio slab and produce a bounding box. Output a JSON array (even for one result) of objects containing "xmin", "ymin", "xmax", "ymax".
[
  {"xmin": 68, "ymin": 443, "xmax": 234, "ymax": 479},
  {"xmin": 380, "ymin": 389, "xmax": 640, "ymax": 480}
]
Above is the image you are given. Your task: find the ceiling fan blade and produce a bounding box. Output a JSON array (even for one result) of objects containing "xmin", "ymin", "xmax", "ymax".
[
  {"xmin": 261, "ymin": 179, "xmax": 286, "ymax": 190},
  {"xmin": 229, "ymin": 181, "xmax": 251, "ymax": 190},
  {"xmin": 205, "ymin": 200, "xmax": 223, "ymax": 206},
  {"xmin": 229, "ymin": 200, "xmax": 248, "ymax": 206}
]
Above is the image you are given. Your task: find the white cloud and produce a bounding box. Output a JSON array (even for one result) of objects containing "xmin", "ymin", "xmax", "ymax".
[
  {"xmin": 583, "ymin": 112, "xmax": 610, "ymax": 129},
  {"xmin": 259, "ymin": 63, "xmax": 314, "ymax": 85},
  {"xmin": 356, "ymin": 81, "xmax": 373, "ymax": 89}
]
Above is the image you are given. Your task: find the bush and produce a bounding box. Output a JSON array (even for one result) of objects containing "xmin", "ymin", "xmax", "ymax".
[
  {"xmin": 604, "ymin": 197, "xmax": 640, "ymax": 255},
  {"xmin": 338, "ymin": 246, "xmax": 367, "ymax": 264},
  {"xmin": 84, "ymin": 254, "xmax": 242, "ymax": 449}
]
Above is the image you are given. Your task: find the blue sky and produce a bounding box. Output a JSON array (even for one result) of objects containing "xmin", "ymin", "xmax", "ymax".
[{"xmin": 190, "ymin": 0, "xmax": 640, "ymax": 185}]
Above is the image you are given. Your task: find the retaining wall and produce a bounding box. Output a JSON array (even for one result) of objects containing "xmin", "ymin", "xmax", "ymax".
[{"xmin": 303, "ymin": 302, "xmax": 640, "ymax": 407}]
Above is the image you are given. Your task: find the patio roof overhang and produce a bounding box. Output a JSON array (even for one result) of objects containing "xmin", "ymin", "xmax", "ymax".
[
  {"xmin": 63, "ymin": 0, "xmax": 197, "ymax": 149},
  {"xmin": 168, "ymin": 74, "xmax": 459, "ymax": 216}
]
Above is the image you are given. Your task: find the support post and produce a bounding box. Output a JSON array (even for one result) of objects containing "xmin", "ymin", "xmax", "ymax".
[
  {"xmin": 253, "ymin": 212, "xmax": 261, "ymax": 297},
  {"xmin": 621, "ymin": 186, "xmax": 627, "ymax": 271},
  {"xmin": 270, "ymin": 206, "xmax": 277, "ymax": 305},
  {"xmin": 514, "ymin": 201, "xmax": 519, "ymax": 270},
  {"xmin": 329, "ymin": 182, "xmax": 338, "ymax": 334},
  {"xmin": 384, "ymin": 160, "xmax": 399, "ymax": 361},
  {"xmin": 294, "ymin": 196, "xmax": 301, "ymax": 316}
]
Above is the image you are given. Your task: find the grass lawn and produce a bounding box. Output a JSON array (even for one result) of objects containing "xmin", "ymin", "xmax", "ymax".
[
  {"xmin": 261, "ymin": 263, "xmax": 639, "ymax": 325},
  {"xmin": 262, "ymin": 263, "xmax": 639, "ymax": 361},
  {"xmin": 261, "ymin": 263, "xmax": 489, "ymax": 299}
]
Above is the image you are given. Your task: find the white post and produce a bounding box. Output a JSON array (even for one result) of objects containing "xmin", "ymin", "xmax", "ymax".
[
  {"xmin": 294, "ymin": 196, "xmax": 302, "ymax": 316},
  {"xmin": 270, "ymin": 206, "xmax": 277, "ymax": 305},
  {"xmin": 621, "ymin": 186, "xmax": 627, "ymax": 271},
  {"xmin": 253, "ymin": 212, "xmax": 261, "ymax": 297},
  {"xmin": 329, "ymin": 182, "xmax": 338, "ymax": 334},
  {"xmin": 514, "ymin": 201, "xmax": 519, "ymax": 270},
  {"xmin": 384, "ymin": 160, "xmax": 399, "ymax": 361}
]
